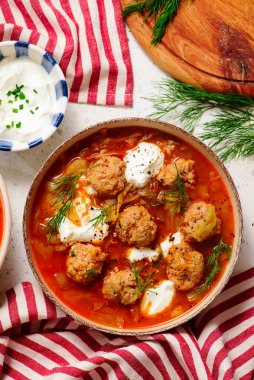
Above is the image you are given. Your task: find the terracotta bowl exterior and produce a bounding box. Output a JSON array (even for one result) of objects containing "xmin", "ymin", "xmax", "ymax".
[
  {"xmin": 0, "ymin": 175, "xmax": 11, "ymax": 270},
  {"xmin": 23, "ymin": 118, "xmax": 243, "ymax": 335}
]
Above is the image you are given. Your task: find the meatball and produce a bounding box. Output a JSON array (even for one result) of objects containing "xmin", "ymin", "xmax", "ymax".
[
  {"xmin": 181, "ymin": 201, "xmax": 221, "ymax": 242},
  {"xmin": 166, "ymin": 242, "xmax": 204, "ymax": 291},
  {"xmin": 115, "ymin": 205, "xmax": 157, "ymax": 247},
  {"xmin": 89, "ymin": 156, "xmax": 126, "ymax": 197},
  {"xmin": 156, "ymin": 158, "xmax": 195, "ymax": 188},
  {"xmin": 66, "ymin": 243, "xmax": 107, "ymax": 284},
  {"xmin": 102, "ymin": 268, "xmax": 140, "ymax": 305}
]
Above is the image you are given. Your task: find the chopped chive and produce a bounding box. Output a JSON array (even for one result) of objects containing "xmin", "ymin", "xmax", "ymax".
[
  {"xmin": 0, "ymin": 99, "xmax": 2, "ymax": 105},
  {"xmin": 35, "ymin": 106, "xmax": 39, "ymax": 111},
  {"xmin": 12, "ymin": 108, "xmax": 18, "ymax": 113},
  {"xmin": 19, "ymin": 104, "xmax": 24, "ymax": 110},
  {"xmin": 26, "ymin": 99, "xmax": 29, "ymax": 104},
  {"xmin": 70, "ymin": 250, "xmax": 75, "ymax": 257},
  {"xmin": 30, "ymin": 110, "xmax": 34, "ymax": 114},
  {"xmin": 8, "ymin": 100, "xmax": 13, "ymax": 104},
  {"xmin": 7, "ymin": 91, "xmax": 12, "ymax": 96},
  {"xmin": 11, "ymin": 121, "xmax": 14, "ymax": 127},
  {"xmin": 6, "ymin": 124, "xmax": 11, "ymax": 129},
  {"xmin": 14, "ymin": 98, "xmax": 18, "ymax": 102},
  {"xmin": 33, "ymin": 89, "xmax": 38, "ymax": 94},
  {"xmin": 19, "ymin": 92, "xmax": 26, "ymax": 100},
  {"xmin": 16, "ymin": 122, "xmax": 22, "ymax": 128}
]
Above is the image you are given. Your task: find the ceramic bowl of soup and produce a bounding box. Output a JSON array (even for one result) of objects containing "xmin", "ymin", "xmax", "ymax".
[
  {"xmin": 23, "ymin": 118, "xmax": 242, "ymax": 335},
  {"xmin": 0, "ymin": 175, "xmax": 11, "ymax": 270}
]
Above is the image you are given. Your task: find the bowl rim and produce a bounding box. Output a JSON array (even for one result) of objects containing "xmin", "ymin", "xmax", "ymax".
[
  {"xmin": 0, "ymin": 174, "xmax": 11, "ymax": 269},
  {"xmin": 0, "ymin": 40, "xmax": 68, "ymax": 152},
  {"xmin": 23, "ymin": 117, "xmax": 243, "ymax": 335}
]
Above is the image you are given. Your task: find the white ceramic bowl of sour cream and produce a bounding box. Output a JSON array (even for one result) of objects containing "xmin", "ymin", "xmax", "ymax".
[{"xmin": 0, "ymin": 41, "xmax": 68, "ymax": 151}]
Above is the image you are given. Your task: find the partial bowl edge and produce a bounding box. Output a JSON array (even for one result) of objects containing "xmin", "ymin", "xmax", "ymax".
[{"xmin": 0, "ymin": 174, "xmax": 11, "ymax": 270}]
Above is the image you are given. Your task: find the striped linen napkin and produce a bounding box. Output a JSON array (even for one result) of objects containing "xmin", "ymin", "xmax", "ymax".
[
  {"xmin": 0, "ymin": 268, "xmax": 253, "ymax": 379},
  {"xmin": 0, "ymin": 0, "xmax": 133, "ymax": 106}
]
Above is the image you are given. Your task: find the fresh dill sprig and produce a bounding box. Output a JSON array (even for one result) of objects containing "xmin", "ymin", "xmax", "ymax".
[
  {"xmin": 189, "ymin": 241, "xmax": 231, "ymax": 298},
  {"xmin": 130, "ymin": 261, "xmax": 152, "ymax": 296},
  {"xmin": 123, "ymin": 0, "xmax": 181, "ymax": 46},
  {"xmin": 150, "ymin": 164, "xmax": 189, "ymax": 212},
  {"xmin": 149, "ymin": 80, "xmax": 254, "ymax": 133},
  {"xmin": 200, "ymin": 110, "xmax": 254, "ymax": 162},
  {"xmin": 148, "ymin": 79, "xmax": 254, "ymax": 160},
  {"xmin": 45, "ymin": 165, "xmax": 98, "ymax": 240},
  {"xmin": 88, "ymin": 205, "xmax": 113, "ymax": 229}
]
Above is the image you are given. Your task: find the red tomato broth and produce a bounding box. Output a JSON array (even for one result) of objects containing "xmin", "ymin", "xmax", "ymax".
[{"xmin": 29, "ymin": 127, "xmax": 235, "ymax": 329}]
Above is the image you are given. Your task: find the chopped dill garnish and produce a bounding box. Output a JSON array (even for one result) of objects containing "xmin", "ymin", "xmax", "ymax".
[
  {"xmin": 45, "ymin": 164, "xmax": 99, "ymax": 241},
  {"xmin": 88, "ymin": 205, "xmax": 113, "ymax": 230},
  {"xmin": 152, "ymin": 252, "xmax": 163, "ymax": 266},
  {"xmin": 150, "ymin": 164, "xmax": 189, "ymax": 213},
  {"xmin": 130, "ymin": 261, "xmax": 152, "ymax": 296},
  {"xmin": 86, "ymin": 268, "xmax": 97, "ymax": 278},
  {"xmin": 189, "ymin": 241, "xmax": 231, "ymax": 298}
]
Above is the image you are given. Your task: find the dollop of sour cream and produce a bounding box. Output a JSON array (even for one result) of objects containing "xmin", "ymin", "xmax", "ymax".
[
  {"xmin": 128, "ymin": 247, "xmax": 160, "ymax": 262},
  {"xmin": 0, "ymin": 57, "xmax": 58, "ymax": 143},
  {"xmin": 141, "ymin": 281, "xmax": 175, "ymax": 316},
  {"xmin": 124, "ymin": 142, "xmax": 164, "ymax": 188},
  {"xmin": 58, "ymin": 193, "xmax": 109, "ymax": 244},
  {"xmin": 160, "ymin": 231, "xmax": 183, "ymax": 258},
  {"xmin": 59, "ymin": 207, "xmax": 109, "ymax": 244}
]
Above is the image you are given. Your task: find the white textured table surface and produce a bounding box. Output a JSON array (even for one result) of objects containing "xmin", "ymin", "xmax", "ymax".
[{"xmin": 0, "ymin": 30, "xmax": 253, "ymax": 292}]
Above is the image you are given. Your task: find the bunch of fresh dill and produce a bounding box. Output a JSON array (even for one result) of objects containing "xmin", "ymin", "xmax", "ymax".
[
  {"xmin": 123, "ymin": 0, "xmax": 182, "ymax": 46},
  {"xmin": 148, "ymin": 80, "xmax": 254, "ymax": 161}
]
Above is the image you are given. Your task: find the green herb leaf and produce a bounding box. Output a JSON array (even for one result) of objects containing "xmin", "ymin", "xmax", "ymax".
[
  {"xmin": 19, "ymin": 92, "xmax": 26, "ymax": 100},
  {"xmin": 123, "ymin": 0, "xmax": 182, "ymax": 46},
  {"xmin": 150, "ymin": 163, "xmax": 189, "ymax": 213},
  {"xmin": 12, "ymin": 108, "xmax": 18, "ymax": 113},
  {"xmin": 45, "ymin": 164, "xmax": 99, "ymax": 241},
  {"xmin": 148, "ymin": 79, "xmax": 254, "ymax": 161},
  {"xmin": 88, "ymin": 205, "xmax": 113, "ymax": 230},
  {"xmin": 130, "ymin": 261, "xmax": 152, "ymax": 296},
  {"xmin": 189, "ymin": 241, "xmax": 231, "ymax": 298},
  {"xmin": 86, "ymin": 268, "xmax": 97, "ymax": 278}
]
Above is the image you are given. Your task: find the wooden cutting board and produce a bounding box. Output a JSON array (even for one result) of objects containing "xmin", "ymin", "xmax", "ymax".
[{"xmin": 121, "ymin": 0, "xmax": 254, "ymax": 96}]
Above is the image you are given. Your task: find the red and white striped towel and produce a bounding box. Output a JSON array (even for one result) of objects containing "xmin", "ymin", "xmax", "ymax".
[
  {"xmin": 0, "ymin": 268, "xmax": 253, "ymax": 380},
  {"xmin": 0, "ymin": 0, "xmax": 133, "ymax": 106}
]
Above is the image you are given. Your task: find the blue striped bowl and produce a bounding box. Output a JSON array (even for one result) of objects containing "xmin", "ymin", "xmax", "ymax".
[{"xmin": 0, "ymin": 41, "xmax": 68, "ymax": 151}]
